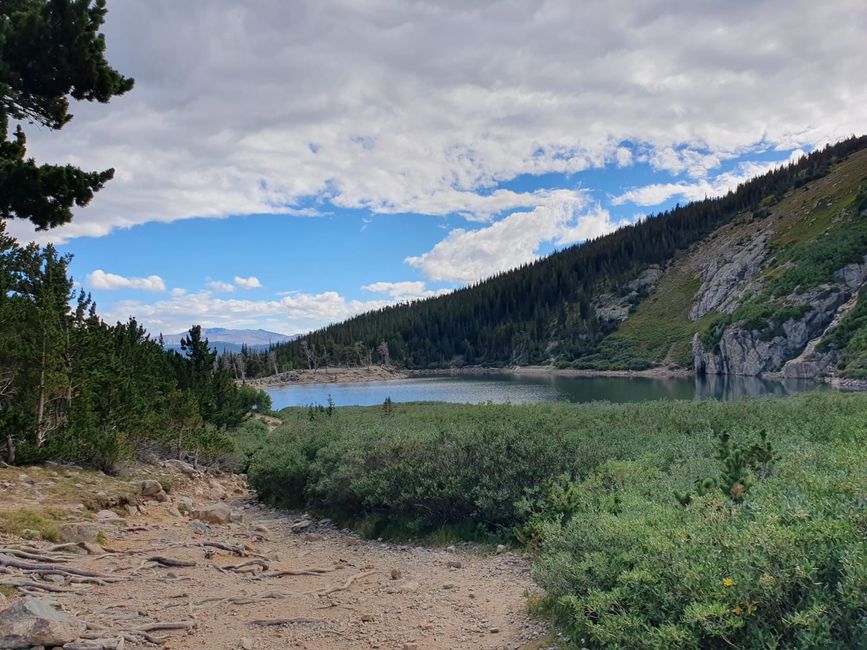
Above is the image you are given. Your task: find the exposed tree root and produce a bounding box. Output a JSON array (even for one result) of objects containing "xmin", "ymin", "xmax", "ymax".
[{"xmin": 319, "ymin": 569, "xmax": 380, "ymax": 596}]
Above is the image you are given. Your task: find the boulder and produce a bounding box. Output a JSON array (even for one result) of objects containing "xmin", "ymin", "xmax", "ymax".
[
  {"xmin": 192, "ymin": 502, "xmax": 232, "ymax": 525},
  {"xmin": 177, "ymin": 496, "xmax": 194, "ymax": 515},
  {"xmin": 0, "ymin": 597, "xmax": 86, "ymax": 648},
  {"xmin": 57, "ymin": 522, "xmax": 103, "ymax": 544},
  {"xmin": 164, "ymin": 459, "xmax": 200, "ymax": 477},
  {"xmin": 138, "ymin": 479, "xmax": 163, "ymax": 497}
]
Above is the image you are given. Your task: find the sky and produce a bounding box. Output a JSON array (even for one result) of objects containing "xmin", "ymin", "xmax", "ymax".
[{"xmin": 8, "ymin": 0, "xmax": 867, "ymax": 336}]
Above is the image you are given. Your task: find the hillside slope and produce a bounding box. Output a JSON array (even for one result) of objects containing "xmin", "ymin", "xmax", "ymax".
[
  {"xmin": 251, "ymin": 136, "xmax": 867, "ymax": 380},
  {"xmin": 612, "ymin": 146, "xmax": 867, "ymax": 379}
]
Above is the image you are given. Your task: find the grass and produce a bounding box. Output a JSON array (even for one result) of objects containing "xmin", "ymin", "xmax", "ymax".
[
  {"xmin": 246, "ymin": 394, "xmax": 867, "ymax": 648},
  {"xmin": 604, "ymin": 257, "xmax": 717, "ymax": 368},
  {"xmin": 0, "ymin": 508, "xmax": 63, "ymax": 542}
]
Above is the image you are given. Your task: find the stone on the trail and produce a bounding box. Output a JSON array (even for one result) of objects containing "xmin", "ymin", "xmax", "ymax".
[
  {"xmin": 192, "ymin": 502, "xmax": 232, "ymax": 524},
  {"xmin": 177, "ymin": 496, "xmax": 194, "ymax": 515},
  {"xmin": 253, "ymin": 524, "xmax": 270, "ymax": 534},
  {"xmin": 95, "ymin": 509, "xmax": 121, "ymax": 520},
  {"xmin": 81, "ymin": 542, "xmax": 104, "ymax": 555},
  {"xmin": 57, "ymin": 522, "xmax": 102, "ymax": 544},
  {"xmin": 165, "ymin": 505, "xmax": 183, "ymax": 518},
  {"xmin": 189, "ymin": 520, "xmax": 212, "ymax": 535},
  {"xmin": 290, "ymin": 519, "xmax": 312, "ymax": 533},
  {"xmin": 495, "ymin": 544, "xmax": 507, "ymax": 554},
  {"xmin": 138, "ymin": 479, "xmax": 163, "ymax": 497},
  {"xmin": 0, "ymin": 597, "xmax": 86, "ymax": 648},
  {"xmin": 164, "ymin": 459, "xmax": 199, "ymax": 477},
  {"xmin": 239, "ymin": 636, "xmax": 254, "ymax": 650},
  {"xmin": 391, "ymin": 568, "xmax": 402, "ymax": 580},
  {"xmin": 94, "ymin": 491, "xmax": 112, "ymax": 508},
  {"xmin": 153, "ymin": 489, "xmax": 169, "ymax": 503},
  {"xmin": 20, "ymin": 528, "xmax": 42, "ymax": 541},
  {"xmin": 446, "ymin": 560, "xmax": 462, "ymax": 569}
]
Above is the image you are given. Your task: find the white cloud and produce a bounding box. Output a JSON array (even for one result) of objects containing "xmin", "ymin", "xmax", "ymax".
[
  {"xmin": 7, "ymin": 1, "xmax": 864, "ymax": 244},
  {"xmin": 103, "ymin": 289, "xmax": 395, "ymax": 336},
  {"xmin": 207, "ymin": 280, "xmax": 235, "ymax": 292},
  {"xmin": 406, "ymin": 191, "xmax": 629, "ymax": 283},
  {"xmin": 613, "ymin": 149, "xmax": 807, "ymax": 206},
  {"xmin": 86, "ymin": 269, "xmax": 166, "ymax": 292},
  {"xmin": 234, "ymin": 276, "xmax": 262, "ymax": 289},
  {"xmin": 362, "ymin": 281, "xmax": 451, "ymax": 301}
]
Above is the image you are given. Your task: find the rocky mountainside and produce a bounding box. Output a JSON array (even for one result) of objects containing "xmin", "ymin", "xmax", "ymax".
[{"xmin": 608, "ymin": 147, "xmax": 867, "ymax": 380}]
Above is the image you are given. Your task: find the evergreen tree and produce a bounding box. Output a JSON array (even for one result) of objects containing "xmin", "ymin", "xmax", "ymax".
[{"xmin": 0, "ymin": 0, "xmax": 134, "ymax": 229}]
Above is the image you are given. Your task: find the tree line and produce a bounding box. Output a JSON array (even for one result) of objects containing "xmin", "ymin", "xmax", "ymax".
[
  {"xmin": 238, "ymin": 135, "xmax": 867, "ymax": 373},
  {"xmin": 0, "ymin": 221, "xmax": 270, "ymax": 469}
]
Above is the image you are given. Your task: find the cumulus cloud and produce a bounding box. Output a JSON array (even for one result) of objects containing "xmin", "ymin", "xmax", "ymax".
[
  {"xmin": 103, "ymin": 290, "xmax": 394, "ymax": 335},
  {"xmin": 362, "ymin": 281, "xmax": 451, "ymax": 301},
  {"xmin": 8, "ymin": 1, "xmax": 865, "ymax": 245},
  {"xmin": 234, "ymin": 276, "xmax": 262, "ymax": 289},
  {"xmin": 613, "ymin": 150, "xmax": 807, "ymax": 206},
  {"xmin": 406, "ymin": 191, "xmax": 629, "ymax": 283},
  {"xmin": 206, "ymin": 280, "xmax": 235, "ymax": 292},
  {"xmin": 86, "ymin": 269, "xmax": 166, "ymax": 292}
]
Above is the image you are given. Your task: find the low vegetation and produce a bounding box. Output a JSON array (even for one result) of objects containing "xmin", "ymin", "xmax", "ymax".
[{"xmin": 247, "ymin": 394, "xmax": 867, "ymax": 648}]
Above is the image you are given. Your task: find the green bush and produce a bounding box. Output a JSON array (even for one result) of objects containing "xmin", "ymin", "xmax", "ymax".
[{"xmin": 247, "ymin": 394, "xmax": 867, "ymax": 647}]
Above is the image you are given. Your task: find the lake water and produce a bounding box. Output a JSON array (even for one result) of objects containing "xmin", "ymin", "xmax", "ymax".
[{"xmin": 265, "ymin": 373, "xmax": 829, "ymax": 409}]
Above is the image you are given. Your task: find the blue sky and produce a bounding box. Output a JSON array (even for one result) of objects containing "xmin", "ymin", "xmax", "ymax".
[{"xmin": 8, "ymin": 2, "xmax": 865, "ymax": 335}]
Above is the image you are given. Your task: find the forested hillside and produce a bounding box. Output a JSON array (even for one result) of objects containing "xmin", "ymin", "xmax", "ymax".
[{"xmin": 244, "ymin": 135, "xmax": 867, "ymax": 375}]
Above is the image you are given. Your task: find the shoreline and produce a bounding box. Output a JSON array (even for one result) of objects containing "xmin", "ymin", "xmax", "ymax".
[{"xmin": 243, "ymin": 363, "xmax": 693, "ymax": 388}]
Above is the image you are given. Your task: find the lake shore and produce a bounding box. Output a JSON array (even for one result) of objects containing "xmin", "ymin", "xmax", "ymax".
[{"xmin": 244, "ymin": 363, "xmax": 693, "ymax": 388}]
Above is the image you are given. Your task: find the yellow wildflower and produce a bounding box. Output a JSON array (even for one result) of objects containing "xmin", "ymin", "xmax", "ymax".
[
  {"xmin": 723, "ymin": 578, "xmax": 735, "ymax": 588},
  {"xmin": 732, "ymin": 606, "xmax": 743, "ymax": 616}
]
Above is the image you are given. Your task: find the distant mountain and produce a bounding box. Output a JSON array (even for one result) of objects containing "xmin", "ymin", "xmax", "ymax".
[{"xmin": 161, "ymin": 328, "xmax": 296, "ymax": 354}]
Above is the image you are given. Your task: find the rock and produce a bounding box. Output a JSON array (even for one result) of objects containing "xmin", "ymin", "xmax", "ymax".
[
  {"xmin": 391, "ymin": 568, "xmax": 402, "ymax": 580},
  {"xmin": 495, "ymin": 544, "xmax": 507, "ymax": 554},
  {"xmin": 138, "ymin": 480, "xmax": 163, "ymax": 497},
  {"xmin": 80, "ymin": 542, "xmax": 104, "ymax": 555},
  {"xmin": 446, "ymin": 560, "xmax": 462, "ymax": 569},
  {"xmin": 253, "ymin": 524, "xmax": 270, "ymax": 534},
  {"xmin": 240, "ymin": 637, "xmax": 254, "ymax": 650},
  {"xmin": 94, "ymin": 492, "xmax": 112, "ymax": 508},
  {"xmin": 153, "ymin": 489, "xmax": 169, "ymax": 503},
  {"xmin": 360, "ymin": 613, "xmax": 375, "ymax": 622},
  {"xmin": 229, "ymin": 510, "xmax": 242, "ymax": 523},
  {"xmin": 489, "ymin": 627, "xmax": 501, "ymax": 633},
  {"xmin": 189, "ymin": 520, "xmax": 212, "ymax": 535},
  {"xmin": 0, "ymin": 597, "xmax": 86, "ymax": 648},
  {"xmin": 57, "ymin": 522, "xmax": 103, "ymax": 544},
  {"xmin": 165, "ymin": 505, "xmax": 182, "ymax": 518},
  {"xmin": 20, "ymin": 528, "xmax": 42, "ymax": 541},
  {"xmin": 290, "ymin": 520, "xmax": 312, "ymax": 533},
  {"xmin": 399, "ymin": 580, "xmax": 419, "ymax": 593},
  {"xmin": 690, "ymin": 234, "xmax": 767, "ymax": 320},
  {"xmin": 164, "ymin": 459, "xmax": 199, "ymax": 477},
  {"xmin": 177, "ymin": 496, "xmax": 194, "ymax": 515},
  {"xmin": 125, "ymin": 504, "xmax": 140, "ymax": 517},
  {"xmin": 693, "ymin": 287, "xmax": 850, "ymax": 377},
  {"xmin": 192, "ymin": 502, "xmax": 232, "ymax": 525},
  {"xmin": 95, "ymin": 509, "xmax": 121, "ymax": 521}
]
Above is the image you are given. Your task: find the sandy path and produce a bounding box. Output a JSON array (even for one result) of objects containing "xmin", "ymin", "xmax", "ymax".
[{"xmin": 0, "ymin": 469, "xmax": 547, "ymax": 649}]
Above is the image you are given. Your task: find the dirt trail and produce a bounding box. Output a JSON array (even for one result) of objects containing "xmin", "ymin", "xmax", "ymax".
[{"xmin": 0, "ymin": 465, "xmax": 548, "ymax": 649}]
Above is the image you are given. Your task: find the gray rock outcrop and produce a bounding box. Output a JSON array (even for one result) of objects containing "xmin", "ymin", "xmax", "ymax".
[
  {"xmin": 694, "ymin": 287, "xmax": 852, "ymax": 377},
  {"xmin": 690, "ymin": 234, "xmax": 767, "ymax": 320}
]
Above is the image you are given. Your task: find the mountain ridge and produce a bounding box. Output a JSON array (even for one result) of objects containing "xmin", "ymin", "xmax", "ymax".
[{"xmin": 242, "ymin": 135, "xmax": 867, "ymax": 381}]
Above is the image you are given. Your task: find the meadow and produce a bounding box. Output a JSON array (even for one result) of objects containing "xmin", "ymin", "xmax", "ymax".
[{"xmin": 239, "ymin": 393, "xmax": 867, "ymax": 648}]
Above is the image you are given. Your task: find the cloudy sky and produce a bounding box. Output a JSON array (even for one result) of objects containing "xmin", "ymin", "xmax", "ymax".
[{"xmin": 9, "ymin": 0, "xmax": 867, "ymax": 335}]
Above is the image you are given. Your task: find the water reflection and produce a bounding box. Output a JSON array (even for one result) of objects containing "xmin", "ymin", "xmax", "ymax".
[{"xmin": 265, "ymin": 373, "xmax": 828, "ymax": 409}]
